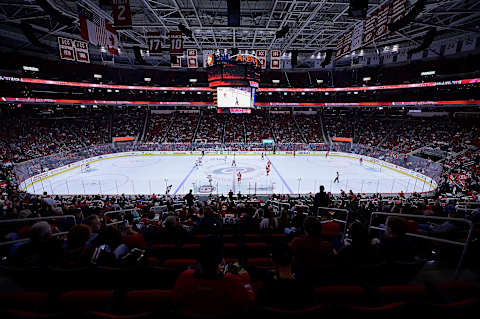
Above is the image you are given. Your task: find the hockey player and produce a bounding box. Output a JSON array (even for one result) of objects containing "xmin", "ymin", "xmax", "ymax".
[
  {"xmin": 261, "ymin": 152, "xmax": 264, "ymax": 160},
  {"xmin": 333, "ymin": 171, "xmax": 339, "ymax": 183},
  {"xmin": 267, "ymin": 159, "xmax": 272, "ymax": 167},
  {"xmin": 266, "ymin": 165, "xmax": 271, "ymax": 176},
  {"xmin": 232, "ymin": 158, "xmax": 236, "ymax": 167},
  {"xmin": 359, "ymin": 157, "xmax": 363, "ymax": 166},
  {"xmin": 237, "ymin": 171, "xmax": 242, "ymax": 183},
  {"xmin": 293, "ymin": 150, "xmax": 296, "ymax": 157}
]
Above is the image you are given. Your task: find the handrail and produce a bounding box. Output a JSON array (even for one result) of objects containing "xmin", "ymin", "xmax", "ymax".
[
  {"xmin": 368, "ymin": 212, "xmax": 474, "ymax": 279},
  {"xmin": 104, "ymin": 208, "xmax": 139, "ymax": 226},
  {"xmin": 317, "ymin": 207, "xmax": 350, "ymax": 234},
  {"xmin": 0, "ymin": 215, "xmax": 77, "ymax": 225},
  {"xmin": 0, "ymin": 232, "xmax": 68, "ymax": 247}
]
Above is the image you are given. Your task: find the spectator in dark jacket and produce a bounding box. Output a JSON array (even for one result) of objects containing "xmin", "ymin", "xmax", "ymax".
[
  {"xmin": 379, "ymin": 216, "xmax": 416, "ymax": 262},
  {"xmin": 257, "ymin": 242, "xmax": 315, "ymax": 309}
]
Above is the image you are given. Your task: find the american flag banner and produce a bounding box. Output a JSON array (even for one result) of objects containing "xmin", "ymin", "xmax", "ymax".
[
  {"xmin": 79, "ymin": 6, "xmax": 119, "ymax": 55},
  {"xmin": 390, "ymin": 0, "xmax": 407, "ymax": 25},
  {"xmin": 363, "ymin": 10, "xmax": 377, "ymax": 44},
  {"xmin": 350, "ymin": 22, "xmax": 364, "ymax": 51},
  {"xmin": 375, "ymin": 3, "xmax": 391, "ymax": 39}
]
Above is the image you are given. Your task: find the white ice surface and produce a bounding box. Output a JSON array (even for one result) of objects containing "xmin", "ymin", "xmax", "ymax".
[{"xmin": 25, "ymin": 154, "xmax": 434, "ymax": 195}]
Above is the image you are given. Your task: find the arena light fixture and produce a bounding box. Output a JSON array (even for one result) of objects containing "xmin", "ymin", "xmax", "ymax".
[
  {"xmin": 115, "ymin": 89, "xmax": 119, "ymax": 93},
  {"xmin": 316, "ymin": 79, "xmax": 324, "ymax": 84},
  {"xmin": 363, "ymin": 77, "xmax": 371, "ymax": 82},
  {"xmin": 23, "ymin": 66, "xmax": 39, "ymax": 72},
  {"xmin": 107, "ymin": 89, "xmax": 112, "ymax": 93},
  {"xmin": 189, "ymin": 78, "xmax": 197, "ymax": 83},
  {"xmin": 272, "ymin": 79, "xmax": 280, "ymax": 84},
  {"xmin": 421, "ymin": 71, "xmax": 435, "ymax": 76},
  {"xmin": 94, "ymin": 74, "xmax": 102, "ymax": 79},
  {"xmin": 144, "ymin": 77, "xmax": 151, "ymax": 82}
]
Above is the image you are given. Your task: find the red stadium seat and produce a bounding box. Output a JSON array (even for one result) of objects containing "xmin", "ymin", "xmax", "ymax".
[
  {"xmin": 123, "ymin": 290, "xmax": 173, "ymax": 314},
  {"xmin": 161, "ymin": 259, "xmax": 197, "ymax": 268},
  {"xmin": 314, "ymin": 286, "xmax": 368, "ymax": 306},
  {"xmin": 59, "ymin": 290, "xmax": 114, "ymax": 313},
  {"xmin": 377, "ymin": 285, "xmax": 429, "ymax": 305}
]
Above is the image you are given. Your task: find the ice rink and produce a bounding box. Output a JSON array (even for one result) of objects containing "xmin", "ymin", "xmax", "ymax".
[{"xmin": 24, "ymin": 154, "xmax": 435, "ymax": 195}]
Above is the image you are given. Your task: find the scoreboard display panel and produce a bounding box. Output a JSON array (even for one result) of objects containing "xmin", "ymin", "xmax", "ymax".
[{"xmin": 217, "ymin": 87, "xmax": 255, "ymax": 108}]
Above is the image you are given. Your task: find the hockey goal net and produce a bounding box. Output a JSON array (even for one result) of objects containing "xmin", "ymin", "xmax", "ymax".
[{"xmin": 80, "ymin": 163, "xmax": 90, "ymax": 173}]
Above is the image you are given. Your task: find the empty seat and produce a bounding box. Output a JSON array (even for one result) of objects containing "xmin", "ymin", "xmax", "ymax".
[
  {"xmin": 123, "ymin": 290, "xmax": 173, "ymax": 314},
  {"xmin": 59, "ymin": 290, "xmax": 114, "ymax": 313},
  {"xmin": 315, "ymin": 285, "xmax": 368, "ymax": 306}
]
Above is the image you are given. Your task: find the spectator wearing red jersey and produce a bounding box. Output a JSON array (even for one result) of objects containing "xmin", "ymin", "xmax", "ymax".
[
  {"xmin": 173, "ymin": 236, "xmax": 254, "ymax": 317},
  {"xmin": 290, "ymin": 216, "xmax": 335, "ymax": 271}
]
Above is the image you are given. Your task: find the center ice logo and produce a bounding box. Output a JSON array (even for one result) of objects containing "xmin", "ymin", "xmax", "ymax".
[{"xmin": 212, "ymin": 167, "xmax": 255, "ymax": 175}]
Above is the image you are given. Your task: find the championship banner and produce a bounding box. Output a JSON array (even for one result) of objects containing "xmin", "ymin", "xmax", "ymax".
[
  {"xmin": 112, "ymin": 0, "xmax": 132, "ymax": 29},
  {"xmin": 256, "ymin": 50, "xmax": 267, "ymax": 69},
  {"xmin": 363, "ymin": 9, "xmax": 377, "ymax": 44},
  {"xmin": 187, "ymin": 49, "xmax": 198, "ymax": 68},
  {"xmin": 375, "ymin": 3, "xmax": 391, "ymax": 39},
  {"xmin": 74, "ymin": 40, "xmax": 90, "ymax": 63},
  {"xmin": 390, "ymin": 0, "xmax": 407, "ymax": 25},
  {"xmin": 169, "ymin": 31, "xmax": 184, "ymax": 54},
  {"xmin": 271, "ymin": 50, "xmax": 281, "ymax": 69},
  {"xmin": 58, "ymin": 37, "xmax": 75, "ymax": 61},
  {"xmin": 351, "ymin": 22, "xmax": 364, "ymax": 52},
  {"xmin": 146, "ymin": 32, "xmax": 163, "ymax": 56}
]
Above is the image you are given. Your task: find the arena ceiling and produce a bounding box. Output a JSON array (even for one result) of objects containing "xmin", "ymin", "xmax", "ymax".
[{"xmin": 0, "ymin": 0, "xmax": 479, "ymax": 65}]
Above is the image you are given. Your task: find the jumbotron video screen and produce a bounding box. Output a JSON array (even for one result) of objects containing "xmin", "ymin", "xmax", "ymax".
[{"xmin": 217, "ymin": 87, "xmax": 256, "ymax": 108}]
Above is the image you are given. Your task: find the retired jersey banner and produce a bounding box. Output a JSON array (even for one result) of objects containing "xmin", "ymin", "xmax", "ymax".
[
  {"xmin": 171, "ymin": 55, "xmax": 181, "ymax": 68},
  {"xmin": 169, "ymin": 31, "xmax": 184, "ymax": 54},
  {"xmin": 336, "ymin": 34, "xmax": 345, "ymax": 59},
  {"xmin": 187, "ymin": 49, "xmax": 198, "ymax": 68},
  {"xmin": 444, "ymin": 40, "xmax": 457, "ymax": 55},
  {"xmin": 375, "ymin": 3, "xmax": 391, "ymax": 39},
  {"xmin": 74, "ymin": 40, "xmax": 90, "ymax": 63},
  {"xmin": 341, "ymin": 29, "xmax": 353, "ymax": 57},
  {"xmin": 146, "ymin": 32, "xmax": 163, "ymax": 56},
  {"xmin": 351, "ymin": 23, "xmax": 364, "ymax": 51},
  {"xmin": 390, "ymin": 0, "xmax": 407, "ymax": 25},
  {"xmin": 462, "ymin": 36, "xmax": 476, "ymax": 52},
  {"xmin": 256, "ymin": 50, "xmax": 267, "ymax": 69},
  {"xmin": 58, "ymin": 37, "xmax": 75, "ymax": 61},
  {"xmin": 363, "ymin": 10, "xmax": 377, "ymax": 44},
  {"xmin": 112, "ymin": 0, "xmax": 132, "ymax": 29}
]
